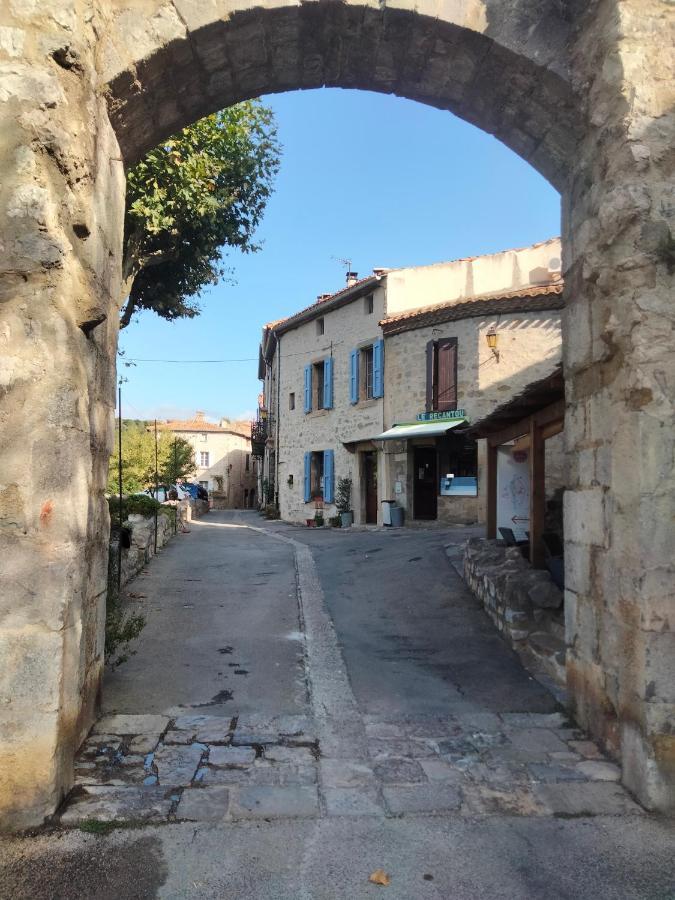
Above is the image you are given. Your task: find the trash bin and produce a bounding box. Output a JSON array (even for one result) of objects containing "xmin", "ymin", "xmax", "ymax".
[
  {"xmin": 381, "ymin": 500, "xmax": 395, "ymax": 526},
  {"xmin": 390, "ymin": 505, "xmax": 404, "ymax": 527}
]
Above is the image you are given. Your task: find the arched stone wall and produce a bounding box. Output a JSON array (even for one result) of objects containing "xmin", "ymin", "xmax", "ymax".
[{"xmin": 0, "ymin": 0, "xmax": 672, "ymax": 828}]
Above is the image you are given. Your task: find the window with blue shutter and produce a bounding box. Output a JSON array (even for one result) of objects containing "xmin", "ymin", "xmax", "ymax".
[
  {"xmin": 303, "ymin": 364, "xmax": 312, "ymax": 413},
  {"xmin": 372, "ymin": 338, "xmax": 384, "ymax": 398},
  {"xmin": 303, "ymin": 452, "xmax": 311, "ymax": 502},
  {"xmin": 350, "ymin": 349, "xmax": 359, "ymax": 404},
  {"xmin": 323, "ymin": 449, "xmax": 334, "ymax": 503},
  {"xmin": 323, "ymin": 357, "xmax": 334, "ymax": 409}
]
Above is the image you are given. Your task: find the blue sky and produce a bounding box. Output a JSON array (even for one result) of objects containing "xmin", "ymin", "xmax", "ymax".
[{"xmin": 118, "ymin": 88, "xmax": 560, "ymax": 423}]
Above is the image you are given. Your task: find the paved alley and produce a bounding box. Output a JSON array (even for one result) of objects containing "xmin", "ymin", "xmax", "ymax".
[{"xmin": 1, "ymin": 512, "xmax": 673, "ymax": 900}]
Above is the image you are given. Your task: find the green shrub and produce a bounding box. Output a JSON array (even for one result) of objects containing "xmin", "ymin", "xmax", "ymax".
[
  {"xmin": 264, "ymin": 503, "xmax": 280, "ymax": 520},
  {"xmin": 108, "ymin": 493, "xmax": 163, "ymax": 525},
  {"xmin": 329, "ymin": 516, "xmax": 341, "ymax": 527}
]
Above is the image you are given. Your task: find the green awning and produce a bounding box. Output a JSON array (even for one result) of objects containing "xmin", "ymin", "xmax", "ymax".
[{"xmin": 374, "ymin": 419, "xmax": 467, "ymax": 440}]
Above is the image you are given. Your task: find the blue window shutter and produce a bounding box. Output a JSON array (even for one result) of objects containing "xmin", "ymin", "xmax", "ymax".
[
  {"xmin": 304, "ymin": 452, "xmax": 311, "ymax": 502},
  {"xmin": 323, "ymin": 357, "xmax": 333, "ymax": 409},
  {"xmin": 373, "ymin": 339, "xmax": 384, "ymax": 398},
  {"xmin": 350, "ymin": 349, "xmax": 359, "ymax": 405},
  {"xmin": 304, "ymin": 364, "xmax": 312, "ymax": 413},
  {"xmin": 323, "ymin": 450, "xmax": 334, "ymax": 503}
]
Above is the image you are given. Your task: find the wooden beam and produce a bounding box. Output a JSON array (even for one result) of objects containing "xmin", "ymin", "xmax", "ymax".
[
  {"xmin": 529, "ymin": 417, "xmax": 546, "ymax": 568},
  {"xmin": 487, "ymin": 442, "xmax": 497, "ymax": 539},
  {"xmin": 485, "ymin": 399, "xmax": 565, "ymax": 448}
]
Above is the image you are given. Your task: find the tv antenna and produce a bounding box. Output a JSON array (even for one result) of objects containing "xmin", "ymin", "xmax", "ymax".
[{"xmin": 332, "ymin": 256, "xmax": 352, "ymax": 274}]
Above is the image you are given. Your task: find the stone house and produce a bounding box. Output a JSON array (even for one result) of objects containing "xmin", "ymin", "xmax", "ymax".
[
  {"xmin": 380, "ymin": 283, "xmax": 565, "ymax": 525},
  {"xmin": 160, "ymin": 412, "xmax": 257, "ymax": 509},
  {"xmin": 259, "ymin": 239, "xmax": 565, "ymax": 526}
]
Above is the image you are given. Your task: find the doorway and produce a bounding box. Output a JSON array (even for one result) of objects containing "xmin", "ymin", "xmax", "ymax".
[
  {"xmin": 414, "ymin": 446, "xmax": 437, "ymax": 520},
  {"xmin": 364, "ymin": 451, "xmax": 378, "ymax": 524}
]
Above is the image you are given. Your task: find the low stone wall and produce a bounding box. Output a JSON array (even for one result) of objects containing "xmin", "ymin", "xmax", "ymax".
[
  {"xmin": 109, "ymin": 511, "xmax": 176, "ymax": 592},
  {"xmin": 463, "ymin": 538, "xmax": 566, "ymax": 688}
]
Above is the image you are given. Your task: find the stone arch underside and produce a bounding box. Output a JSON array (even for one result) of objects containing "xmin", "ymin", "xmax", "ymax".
[{"xmin": 102, "ymin": 1, "xmax": 581, "ymax": 191}]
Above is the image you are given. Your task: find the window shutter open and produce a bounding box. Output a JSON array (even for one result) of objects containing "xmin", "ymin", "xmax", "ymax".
[
  {"xmin": 350, "ymin": 349, "xmax": 359, "ymax": 405},
  {"xmin": 304, "ymin": 452, "xmax": 311, "ymax": 502},
  {"xmin": 304, "ymin": 364, "xmax": 312, "ymax": 413},
  {"xmin": 323, "ymin": 357, "xmax": 334, "ymax": 409},
  {"xmin": 372, "ymin": 339, "xmax": 384, "ymax": 398},
  {"xmin": 426, "ymin": 340, "xmax": 436, "ymax": 411},
  {"xmin": 323, "ymin": 449, "xmax": 334, "ymax": 503},
  {"xmin": 437, "ymin": 339, "xmax": 457, "ymax": 411}
]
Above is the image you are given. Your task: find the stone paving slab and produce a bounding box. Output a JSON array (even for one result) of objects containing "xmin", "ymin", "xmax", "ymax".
[
  {"xmin": 93, "ymin": 715, "xmax": 170, "ymax": 735},
  {"xmin": 230, "ymin": 785, "xmax": 320, "ymax": 820},
  {"xmin": 59, "ymin": 786, "xmax": 173, "ymax": 824},
  {"xmin": 323, "ymin": 787, "xmax": 384, "ymax": 816},
  {"xmin": 209, "ymin": 746, "xmax": 256, "ymax": 767},
  {"xmin": 152, "ymin": 744, "xmax": 204, "ymax": 786},
  {"xmin": 175, "ymin": 786, "xmax": 230, "ymax": 822},
  {"xmin": 533, "ymin": 782, "xmax": 644, "ymax": 816},
  {"xmin": 320, "ymin": 759, "xmax": 376, "ymax": 788},
  {"xmin": 383, "ymin": 784, "xmax": 462, "ymax": 815}
]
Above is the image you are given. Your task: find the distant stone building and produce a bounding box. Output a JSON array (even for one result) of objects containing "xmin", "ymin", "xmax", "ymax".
[
  {"xmin": 160, "ymin": 412, "xmax": 257, "ymax": 509},
  {"xmin": 258, "ymin": 239, "xmax": 565, "ymax": 526}
]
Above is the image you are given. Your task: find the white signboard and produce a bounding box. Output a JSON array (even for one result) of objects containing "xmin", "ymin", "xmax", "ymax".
[{"xmin": 497, "ymin": 446, "xmax": 530, "ymax": 542}]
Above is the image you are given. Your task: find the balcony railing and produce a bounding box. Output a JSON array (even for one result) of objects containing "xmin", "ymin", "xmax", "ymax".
[{"xmin": 251, "ymin": 419, "xmax": 267, "ymax": 459}]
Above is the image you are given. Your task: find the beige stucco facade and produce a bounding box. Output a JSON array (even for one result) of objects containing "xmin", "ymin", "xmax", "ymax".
[{"xmin": 162, "ymin": 413, "xmax": 256, "ymax": 509}]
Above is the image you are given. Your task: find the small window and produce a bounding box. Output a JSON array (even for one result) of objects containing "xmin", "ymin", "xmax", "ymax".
[
  {"xmin": 200, "ymin": 451, "xmax": 210, "ymax": 466},
  {"xmin": 200, "ymin": 433, "xmax": 207, "ymax": 442},
  {"xmin": 313, "ymin": 361, "xmax": 325, "ymax": 409},
  {"xmin": 199, "ymin": 480, "xmax": 209, "ymax": 490},
  {"xmin": 360, "ymin": 346, "xmax": 374, "ymax": 400},
  {"xmin": 364, "ymin": 294, "xmax": 374, "ymax": 315},
  {"xmin": 245, "ymin": 454, "xmax": 250, "ymax": 472},
  {"xmin": 316, "ymin": 317, "xmax": 325, "ymax": 336},
  {"xmin": 289, "ymin": 392, "xmax": 295, "ymax": 410}
]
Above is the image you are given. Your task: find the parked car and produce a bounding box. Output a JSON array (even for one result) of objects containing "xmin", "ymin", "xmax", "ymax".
[{"xmin": 142, "ymin": 484, "xmax": 191, "ymax": 503}]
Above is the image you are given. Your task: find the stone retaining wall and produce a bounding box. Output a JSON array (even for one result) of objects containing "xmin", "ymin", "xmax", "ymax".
[
  {"xmin": 108, "ymin": 511, "xmax": 175, "ymax": 594},
  {"xmin": 463, "ymin": 538, "xmax": 565, "ymax": 688}
]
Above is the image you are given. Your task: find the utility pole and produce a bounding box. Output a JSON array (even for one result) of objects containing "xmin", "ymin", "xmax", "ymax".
[
  {"xmin": 154, "ymin": 418, "xmax": 159, "ymax": 554},
  {"xmin": 117, "ymin": 382, "xmax": 123, "ymax": 601}
]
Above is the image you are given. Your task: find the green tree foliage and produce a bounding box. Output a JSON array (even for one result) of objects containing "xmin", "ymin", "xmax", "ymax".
[
  {"xmin": 121, "ymin": 101, "xmax": 280, "ymax": 327},
  {"xmin": 108, "ymin": 420, "xmax": 197, "ymax": 494}
]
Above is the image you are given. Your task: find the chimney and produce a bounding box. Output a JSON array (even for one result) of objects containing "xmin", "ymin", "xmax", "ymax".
[
  {"xmin": 195, "ymin": 411, "xmax": 205, "ymax": 421},
  {"xmin": 372, "ymin": 267, "xmax": 387, "ymax": 277},
  {"xmin": 317, "ymin": 293, "xmax": 332, "ymax": 302},
  {"xmin": 346, "ymin": 271, "xmax": 358, "ymax": 287}
]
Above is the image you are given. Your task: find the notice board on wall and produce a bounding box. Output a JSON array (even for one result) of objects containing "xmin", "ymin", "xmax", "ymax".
[{"xmin": 497, "ymin": 446, "xmax": 530, "ymax": 542}]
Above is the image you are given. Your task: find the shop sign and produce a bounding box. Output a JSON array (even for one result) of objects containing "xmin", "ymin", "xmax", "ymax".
[{"xmin": 416, "ymin": 409, "xmax": 466, "ymax": 422}]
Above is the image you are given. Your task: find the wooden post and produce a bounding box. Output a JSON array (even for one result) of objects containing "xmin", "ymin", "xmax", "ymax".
[
  {"xmin": 486, "ymin": 440, "xmax": 498, "ymax": 539},
  {"xmin": 529, "ymin": 416, "xmax": 546, "ymax": 567}
]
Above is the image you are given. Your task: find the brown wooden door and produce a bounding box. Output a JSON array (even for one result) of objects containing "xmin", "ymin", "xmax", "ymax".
[
  {"xmin": 413, "ymin": 447, "xmax": 437, "ymax": 520},
  {"xmin": 364, "ymin": 452, "xmax": 378, "ymax": 523}
]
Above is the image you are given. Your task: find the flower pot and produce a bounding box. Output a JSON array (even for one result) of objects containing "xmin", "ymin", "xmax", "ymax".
[
  {"xmin": 306, "ymin": 518, "xmax": 315, "ymax": 527},
  {"xmin": 340, "ymin": 511, "xmax": 353, "ymax": 527}
]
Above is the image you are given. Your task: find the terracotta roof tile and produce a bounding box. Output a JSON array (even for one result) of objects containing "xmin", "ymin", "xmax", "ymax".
[{"xmin": 380, "ymin": 282, "xmax": 564, "ymax": 336}]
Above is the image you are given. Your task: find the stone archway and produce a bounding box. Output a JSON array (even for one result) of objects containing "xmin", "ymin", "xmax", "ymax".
[{"xmin": 0, "ymin": 0, "xmax": 672, "ymax": 829}]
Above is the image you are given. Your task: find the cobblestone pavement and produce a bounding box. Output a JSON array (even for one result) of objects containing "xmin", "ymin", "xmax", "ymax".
[{"xmin": 61, "ymin": 709, "xmax": 638, "ymax": 826}]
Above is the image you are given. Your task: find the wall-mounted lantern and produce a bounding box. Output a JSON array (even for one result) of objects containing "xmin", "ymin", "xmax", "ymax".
[{"xmin": 486, "ymin": 326, "xmax": 500, "ymax": 362}]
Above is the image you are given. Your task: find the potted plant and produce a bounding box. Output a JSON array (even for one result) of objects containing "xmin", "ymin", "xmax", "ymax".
[
  {"xmin": 314, "ymin": 509, "xmax": 324, "ymax": 527},
  {"xmin": 336, "ymin": 476, "xmax": 353, "ymax": 527}
]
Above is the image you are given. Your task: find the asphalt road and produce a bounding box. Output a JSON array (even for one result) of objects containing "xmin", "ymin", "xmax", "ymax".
[
  {"xmin": 103, "ymin": 513, "xmax": 307, "ymax": 719},
  {"xmin": 296, "ymin": 525, "xmax": 557, "ymax": 718}
]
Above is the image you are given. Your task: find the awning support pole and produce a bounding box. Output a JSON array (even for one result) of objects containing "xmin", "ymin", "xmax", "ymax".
[
  {"xmin": 486, "ymin": 442, "xmax": 497, "ymax": 539},
  {"xmin": 529, "ymin": 416, "xmax": 546, "ymax": 567}
]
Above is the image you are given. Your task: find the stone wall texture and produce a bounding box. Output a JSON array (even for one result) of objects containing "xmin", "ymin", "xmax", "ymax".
[{"xmin": 0, "ymin": 0, "xmax": 672, "ymax": 827}]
